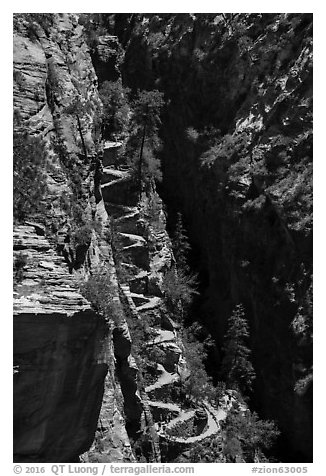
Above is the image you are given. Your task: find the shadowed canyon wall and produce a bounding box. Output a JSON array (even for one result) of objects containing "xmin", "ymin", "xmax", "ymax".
[
  {"xmin": 117, "ymin": 13, "xmax": 313, "ymax": 461},
  {"xmin": 13, "ymin": 13, "xmax": 313, "ymax": 463}
]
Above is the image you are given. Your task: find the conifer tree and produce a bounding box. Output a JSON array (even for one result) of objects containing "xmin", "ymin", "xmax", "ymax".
[
  {"xmin": 64, "ymin": 98, "xmax": 90, "ymax": 159},
  {"xmin": 163, "ymin": 212, "xmax": 198, "ymax": 321},
  {"xmin": 99, "ymin": 80, "xmax": 130, "ymax": 139},
  {"xmin": 220, "ymin": 304, "xmax": 256, "ymax": 395},
  {"xmin": 172, "ymin": 212, "xmax": 191, "ymax": 272},
  {"xmin": 129, "ymin": 89, "xmax": 164, "ymax": 191}
]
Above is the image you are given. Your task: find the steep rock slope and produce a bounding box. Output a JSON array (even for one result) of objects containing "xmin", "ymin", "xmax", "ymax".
[
  {"xmin": 13, "ymin": 14, "xmax": 133, "ymax": 462},
  {"xmin": 118, "ymin": 13, "xmax": 313, "ymax": 461},
  {"xmin": 13, "ymin": 12, "xmax": 313, "ymax": 463}
]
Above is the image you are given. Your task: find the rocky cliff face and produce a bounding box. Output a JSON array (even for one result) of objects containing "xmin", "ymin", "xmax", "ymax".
[
  {"xmin": 13, "ymin": 13, "xmax": 182, "ymax": 464},
  {"xmin": 13, "ymin": 224, "xmax": 109, "ymax": 462},
  {"xmin": 13, "ymin": 13, "xmax": 313, "ymax": 463},
  {"xmin": 13, "ymin": 14, "xmax": 133, "ymax": 463},
  {"xmin": 117, "ymin": 13, "xmax": 313, "ymax": 461}
]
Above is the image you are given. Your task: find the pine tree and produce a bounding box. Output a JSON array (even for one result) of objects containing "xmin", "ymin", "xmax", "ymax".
[
  {"xmin": 220, "ymin": 304, "xmax": 256, "ymax": 395},
  {"xmin": 172, "ymin": 212, "xmax": 191, "ymax": 271},
  {"xmin": 129, "ymin": 89, "xmax": 165, "ymax": 191},
  {"xmin": 99, "ymin": 80, "xmax": 131, "ymax": 139},
  {"xmin": 163, "ymin": 212, "xmax": 198, "ymax": 321},
  {"xmin": 162, "ymin": 267, "xmax": 198, "ymax": 318}
]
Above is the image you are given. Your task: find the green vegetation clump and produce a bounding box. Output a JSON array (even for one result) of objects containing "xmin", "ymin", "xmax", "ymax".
[
  {"xmin": 172, "ymin": 213, "xmax": 191, "ymax": 271},
  {"xmin": 121, "ymin": 310, "xmax": 158, "ymax": 388},
  {"xmin": 51, "ymin": 136, "xmax": 101, "ymax": 265},
  {"xmin": 183, "ymin": 434, "xmax": 223, "ymax": 462},
  {"xmin": 126, "ymin": 89, "xmax": 165, "ymax": 189},
  {"xmin": 13, "ymin": 130, "xmax": 48, "ymax": 223},
  {"xmin": 99, "ymin": 80, "xmax": 131, "ymax": 140},
  {"xmin": 14, "ymin": 253, "xmax": 28, "ymax": 283},
  {"xmin": 162, "ymin": 268, "xmax": 198, "ymax": 320},
  {"xmin": 162, "ymin": 212, "xmax": 198, "ymax": 321},
  {"xmin": 179, "ymin": 328, "xmax": 214, "ymax": 404},
  {"xmin": 220, "ymin": 304, "xmax": 256, "ymax": 396},
  {"xmin": 166, "ymin": 417, "xmax": 199, "ymax": 438},
  {"xmin": 200, "ymin": 132, "xmax": 250, "ymax": 169},
  {"xmin": 185, "ymin": 127, "xmax": 200, "ymax": 143},
  {"xmin": 184, "ymin": 407, "xmax": 279, "ymax": 463},
  {"xmin": 71, "ymin": 220, "xmax": 100, "ymax": 248},
  {"xmin": 223, "ymin": 409, "xmax": 280, "ymax": 462},
  {"xmin": 78, "ymin": 14, "xmax": 111, "ymax": 53},
  {"xmin": 63, "ymin": 97, "xmax": 93, "ymax": 159},
  {"xmin": 51, "ymin": 138, "xmax": 87, "ymax": 203},
  {"xmin": 80, "ymin": 266, "xmax": 119, "ymax": 324}
]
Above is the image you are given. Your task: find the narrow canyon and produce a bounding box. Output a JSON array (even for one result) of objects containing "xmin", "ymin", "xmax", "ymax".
[{"xmin": 13, "ymin": 13, "xmax": 312, "ymax": 464}]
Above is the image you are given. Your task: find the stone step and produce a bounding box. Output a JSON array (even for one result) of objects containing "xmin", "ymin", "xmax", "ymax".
[
  {"xmin": 101, "ymin": 174, "xmax": 130, "ymax": 190},
  {"xmin": 103, "ymin": 141, "xmax": 123, "ymax": 167},
  {"xmin": 147, "ymin": 330, "xmax": 176, "ymax": 346},
  {"xmin": 101, "ymin": 167, "xmax": 130, "ymax": 185},
  {"xmin": 104, "ymin": 204, "xmax": 139, "ymax": 220},
  {"xmin": 114, "ymin": 215, "xmax": 143, "ymax": 235},
  {"xmin": 101, "ymin": 175, "xmax": 137, "ymax": 206},
  {"xmin": 118, "ymin": 232, "xmax": 146, "ymax": 248},
  {"xmin": 145, "ymin": 364, "xmax": 179, "ymax": 393},
  {"xmin": 129, "ymin": 270, "xmax": 149, "ymax": 294},
  {"xmin": 129, "ymin": 292, "xmax": 151, "ymax": 307},
  {"xmin": 148, "ymin": 401, "xmax": 181, "ymax": 413},
  {"xmin": 136, "ymin": 296, "xmax": 162, "ymax": 312}
]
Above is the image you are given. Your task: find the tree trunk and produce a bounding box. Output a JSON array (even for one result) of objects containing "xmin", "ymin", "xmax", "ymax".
[
  {"xmin": 138, "ymin": 122, "xmax": 146, "ymax": 198},
  {"xmin": 76, "ymin": 114, "xmax": 88, "ymax": 160}
]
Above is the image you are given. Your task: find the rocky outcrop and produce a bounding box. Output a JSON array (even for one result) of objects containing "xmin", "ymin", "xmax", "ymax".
[
  {"xmin": 82, "ymin": 367, "xmax": 135, "ymax": 463},
  {"xmin": 13, "ymin": 224, "xmax": 109, "ymax": 462},
  {"xmin": 93, "ymin": 34, "xmax": 123, "ymax": 84},
  {"xmin": 13, "ymin": 14, "xmax": 133, "ymax": 463}
]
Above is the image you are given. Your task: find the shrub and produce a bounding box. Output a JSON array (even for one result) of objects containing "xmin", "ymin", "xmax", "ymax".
[
  {"xmin": 63, "ymin": 98, "xmax": 92, "ymax": 158},
  {"xmin": 146, "ymin": 194, "xmax": 164, "ymax": 226},
  {"xmin": 143, "ymin": 146, "xmax": 163, "ymax": 182},
  {"xmin": 78, "ymin": 14, "xmax": 108, "ymax": 53},
  {"xmin": 72, "ymin": 222, "xmax": 93, "ymax": 247},
  {"xmin": 13, "ymin": 130, "xmax": 48, "ymax": 223},
  {"xmin": 146, "ymin": 346, "xmax": 166, "ymax": 365},
  {"xmin": 162, "ymin": 268, "xmax": 198, "ymax": 313},
  {"xmin": 223, "ymin": 409, "xmax": 280, "ymax": 462},
  {"xmin": 14, "ymin": 253, "xmax": 28, "ymax": 283},
  {"xmin": 180, "ymin": 328, "xmax": 215, "ymax": 404},
  {"xmin": 99, "ymin": 80, "xmax": 131, "ymax": 139},
  {"xmin": 80, "ymin": 266, "xmax": 118, "ymax": 324},
  {"xmin": 201, "ymin": 132, "xmax": 250, "ymax": 169},
  {"xmin": 186, "ymin": 127, "xmax": 199, "ymax": 143},
  {"xmin": 185, "ymin": 434, "xmax": 224, "ymax": 462},
  {"xmin": 146, "ymin": 32, "xmax": 165, "ymax": 52}
]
